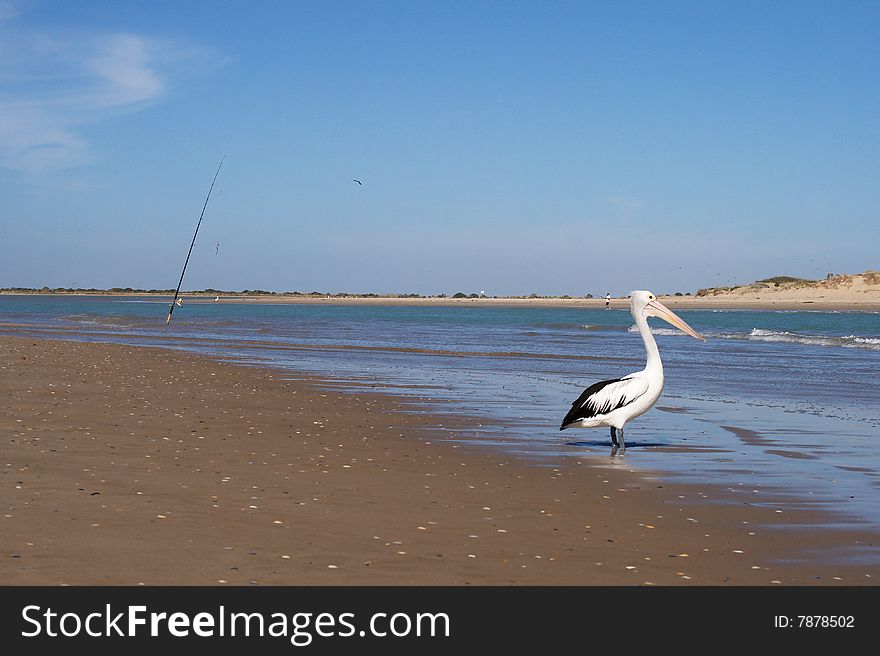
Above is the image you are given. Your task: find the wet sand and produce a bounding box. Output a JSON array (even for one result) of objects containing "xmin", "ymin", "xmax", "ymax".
[{"xmin": 1, "ymin": 335, "xmax": 877, "ymax": 585}]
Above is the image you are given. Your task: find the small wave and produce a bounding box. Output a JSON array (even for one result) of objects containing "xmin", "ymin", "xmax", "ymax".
[
  {"xmin": 60, "ymin": 314, "xmax": 105, "ymax": 326},
  {"xmin": 59, "ymin": 314, "xmax": 138, "ymax": 329},
  {"xmin": 529, "ymin": 322, "xmax": 611, "ymax": 332},
  {"xmin": 744, "ymin": 328, "xmax": 880, "ymax": 351},
  {"xmin": 628, "ymin": 325, "xmax": 686, "ymax": 336},
  {"xmin": 532, "ymin": 322, "xmax": 585, "ymax": 330}
]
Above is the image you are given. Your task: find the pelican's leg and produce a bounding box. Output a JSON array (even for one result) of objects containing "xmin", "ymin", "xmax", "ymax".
[
  {"xmin": 610, "ymin": 426, "xmax": 619, "ymax": 447},
  {"xmin": 618, "ymin": 428, "xmax": 625, "ymax": 453}
]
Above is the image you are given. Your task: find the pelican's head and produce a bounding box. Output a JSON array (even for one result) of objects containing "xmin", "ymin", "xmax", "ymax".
[{"xmin": 629, "ymin": 290, "xmax": 706, "ymax": 341}]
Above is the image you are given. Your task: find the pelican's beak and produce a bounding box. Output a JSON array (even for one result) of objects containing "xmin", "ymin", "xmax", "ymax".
[{"xmin": 645, "ymin": 300, "xmax": 706, "ymax": 341}]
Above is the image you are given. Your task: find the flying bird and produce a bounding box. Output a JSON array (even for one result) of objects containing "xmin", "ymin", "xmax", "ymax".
[
  {"xmin": 560, "ymin": 291, "xmax": 705, "ymax": 453},
  {"xmin": 353, "ymin": 179, "xmax": 362, "ymax": 185},
  {"xmin": 216, "ymin": 242, "xmax": 220, "ymax": 255}
]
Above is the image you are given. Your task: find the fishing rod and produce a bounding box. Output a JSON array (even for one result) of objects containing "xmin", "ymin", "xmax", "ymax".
[{"xmin": 166, "ymin": 158, "xmax": 224, "ymax": 325}]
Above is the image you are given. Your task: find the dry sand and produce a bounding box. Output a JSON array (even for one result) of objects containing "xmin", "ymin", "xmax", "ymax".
[
  {"xmin": 1, "ymin": 336, "xmax": 877, "ymax": 585},
  {"xmin": 29, "ymin": 270, "xmax": 869, "ymax": 311},
  {"xmin": 668, "ymin": 271, "xmax": 880, "ymax": 311}
]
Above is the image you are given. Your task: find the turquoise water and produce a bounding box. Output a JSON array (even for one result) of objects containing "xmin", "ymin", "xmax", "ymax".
[{"xmin": 2, "ymin": 295, "xmax": 879, "ymax": 536}]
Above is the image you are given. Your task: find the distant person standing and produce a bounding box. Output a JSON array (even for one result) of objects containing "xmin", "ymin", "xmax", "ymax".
[{"xmin": 605, "ymin": 293, "xmax": 611, "ymax": 309}]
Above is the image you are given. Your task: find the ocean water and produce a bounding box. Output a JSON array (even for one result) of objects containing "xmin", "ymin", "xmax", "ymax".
[{"xmin": 2, "ymin": 295, "xmax": 879, "ymax": 537}]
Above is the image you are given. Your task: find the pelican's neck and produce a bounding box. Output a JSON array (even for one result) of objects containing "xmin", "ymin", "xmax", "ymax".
[{"xmin": 633, "ymin": 312, "xmax": 663, "ymax": 375}]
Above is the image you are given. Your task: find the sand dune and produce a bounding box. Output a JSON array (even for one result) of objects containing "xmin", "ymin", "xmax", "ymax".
[{"xmin": 660, "ymin": 271, "xmax": 880, "ymax": 310}]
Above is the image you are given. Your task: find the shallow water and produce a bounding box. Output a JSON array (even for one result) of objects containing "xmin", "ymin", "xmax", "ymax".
[{"xmin": 2, "ymin": 295, "xmax": 879, "ymax": 532}]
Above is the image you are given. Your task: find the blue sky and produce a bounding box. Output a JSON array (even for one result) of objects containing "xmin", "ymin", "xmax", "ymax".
[{"xmin": 1, "ymin": 0, "xmax": 877, "ymax": 295}]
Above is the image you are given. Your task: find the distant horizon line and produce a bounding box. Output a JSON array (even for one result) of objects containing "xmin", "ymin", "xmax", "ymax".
[
  {"xmin": 1, "ymin": 287, "xmax": 686, "ymax": 299},
  {"xmin": 2, "ymin": 272, "xmax": 871, "ymax": 300}
]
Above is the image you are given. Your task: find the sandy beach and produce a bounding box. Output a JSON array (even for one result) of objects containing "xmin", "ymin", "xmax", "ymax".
[
  {"xmin": 184, "ymin": 293, "xmax": 880, "ymax": 312},
  {"xmin": 1, "ymin": 335, "xmax": 877, "ymax": 586},
  {"xmin": 7, "ymin": 272, "xmax": 878, "ymax": 312},
  {"xmin": 188, "ymin": 294, "xmax": 880, "ymax": 312},
  {"xmin": 6, "ymin": 293, "xmax": 878, "ymax": 312}
]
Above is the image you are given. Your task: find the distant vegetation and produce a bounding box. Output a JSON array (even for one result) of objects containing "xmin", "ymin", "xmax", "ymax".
[
  {"xmin": 0, "ymin": 286, "xmax": 179, "ymax": 294},
  {"xmin": 0, "ymin": 287, "xmax": 703, "ymax": 299},
  {"xmin": 0, "ymin": 287, "xmax": 476, "ymax": 299},
  {"xmin": 0, "ymin": 287, "xmax": 688, "ymax": 299},
  {"xmin": 756, "ymin": 276, "xmax": 814, "ymax": 285},
  {"xmin": 0, "ymin": 287, "xmax": 612, "ymax": 299},
  {"xmin": 697, "ymin": 275, "xmax": 815, "ymax": 296},
  {"xmin": 7, "ymin": 275, "xmax": 876, "ymax": 300}
]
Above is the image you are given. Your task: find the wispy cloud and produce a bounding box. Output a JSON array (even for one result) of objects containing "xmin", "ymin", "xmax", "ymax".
[
  {"xmin": 0, "ymin": 103, "xmax": 88, "ymax": 171},
  {"xmin": 0, "ymin": 13, "xmax": 215, "ymax": 173},
  {"xmin": 85, "ymin": 34, "xmax": 165, "ymax": 108}
]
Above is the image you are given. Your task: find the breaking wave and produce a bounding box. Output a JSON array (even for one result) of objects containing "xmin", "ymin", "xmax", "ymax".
[
  {"xmin": 744, "ymin": 328, "xmax": 880, "ymax": 351},
  {"xmin": 625, "ymin": 324, "xmax": 880, "ymax": 350}
]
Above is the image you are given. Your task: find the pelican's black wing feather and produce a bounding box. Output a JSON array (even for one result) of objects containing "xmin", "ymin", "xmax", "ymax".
[{"xmin": 559, "ymin": 376, "xmax": 648, "ymax": 430}]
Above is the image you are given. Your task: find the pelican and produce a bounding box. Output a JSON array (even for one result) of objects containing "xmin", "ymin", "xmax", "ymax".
[{"xmin": 560, "ymin": 291, "xmax": 705, "ymax": 453}]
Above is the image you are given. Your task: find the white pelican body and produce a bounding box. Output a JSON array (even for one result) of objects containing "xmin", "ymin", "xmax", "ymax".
[{"xmin": 560, "ymin": 290, "xmax": 705, "ymax": 452}]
